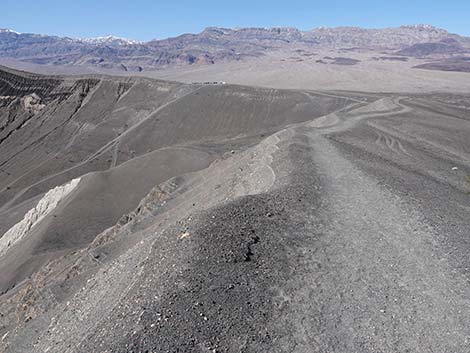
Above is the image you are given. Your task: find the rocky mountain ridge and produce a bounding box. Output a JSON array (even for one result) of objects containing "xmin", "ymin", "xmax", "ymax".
[{"xmin": 0, "ymin": 25, "xmax": 468, "ymax": 71}]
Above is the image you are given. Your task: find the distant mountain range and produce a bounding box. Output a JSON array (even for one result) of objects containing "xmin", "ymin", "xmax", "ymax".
[{"xmin": 1, "ymin": 25, "xmax": 469, "ymax": 72}]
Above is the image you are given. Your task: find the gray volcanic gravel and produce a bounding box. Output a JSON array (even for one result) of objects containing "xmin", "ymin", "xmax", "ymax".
[
  {"xmin": 1, "ymin": 65, "xmax": 470, "ymax": 352},
  {"xmin": 79, "ymin": 137, "xmax": 320, "ymax": 353},
  {"xmin": 75, "ymin": 125, "xmax": 470, "ymax": 353}
]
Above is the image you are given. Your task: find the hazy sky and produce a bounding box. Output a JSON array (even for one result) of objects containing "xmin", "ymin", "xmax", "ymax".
[{"xmin": 2, "ymin": 0, "xmax": 470, "ymax": 41}]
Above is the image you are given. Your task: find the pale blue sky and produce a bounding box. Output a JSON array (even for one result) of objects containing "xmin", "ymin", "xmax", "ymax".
[{"xmin": 2, "ymin": 0, "xmax": 470, "ymax": 41}]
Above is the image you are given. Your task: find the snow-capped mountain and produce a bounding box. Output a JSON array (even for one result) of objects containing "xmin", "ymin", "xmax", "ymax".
[
  {"xmin": 0, "ymin": 25, "xmax": 468, "ymax": 72},
  {"xmin": 0, "ymin": 28, "xmax": 21, "ymax": 35},
  {"xmin": 76, "ymin": 35, "xmax": 142, "ymax": 46}
]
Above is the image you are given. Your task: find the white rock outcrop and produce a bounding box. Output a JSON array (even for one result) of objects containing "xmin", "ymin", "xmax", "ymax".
[
  {"xmin": 22, "ymin": 93, "xmax": 45, "ymax": 114},
  {"xmin": 0, "ymin": 178, "xmax": 81, "ymax": 258}
]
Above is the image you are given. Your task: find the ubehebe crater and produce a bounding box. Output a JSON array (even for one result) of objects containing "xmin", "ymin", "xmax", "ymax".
[{"xmin": 0, "ymin": 55, "xmax": 470, "ymax": 353}]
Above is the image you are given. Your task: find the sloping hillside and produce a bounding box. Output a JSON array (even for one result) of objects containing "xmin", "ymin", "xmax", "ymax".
[
  {"xmin": 1, "ymin": 67, "xmax": 470, "ymax": 353},
  {"xmin": 0, "ymin": 66, "xmax": 351, "ymax": 298}
]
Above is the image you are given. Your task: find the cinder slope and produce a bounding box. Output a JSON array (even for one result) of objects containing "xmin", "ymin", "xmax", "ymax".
[
  {"xmin": 0, "ymin": 66, "xmax": 351, "ymax": 315},
  {"xmin": 1, "ymin": 66, "xmax": 470, "ymax": 353}
]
